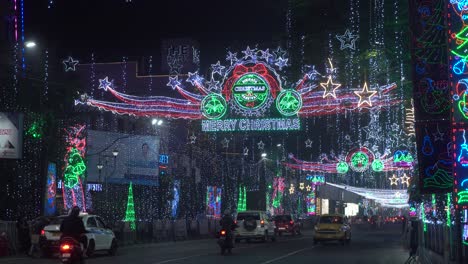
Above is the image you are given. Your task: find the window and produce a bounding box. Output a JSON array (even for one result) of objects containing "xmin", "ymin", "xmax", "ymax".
[
  {"xmin": 236, "ymin": 213, "xmax": 260, "ymax": 221},
  {"xmin": 319, "ymin": 216, "xmax": 343, "ymax": 224},
  {"xmin": 274, "ymin": 215, "xmax": 292, "ymax": 222},
  {"xmin": 96, "ymin": 217, "xmax": 107, "ymax": 229},
  {"xmin": 86, "ymin": 217, "xmax": 97, "ymax": 228}
]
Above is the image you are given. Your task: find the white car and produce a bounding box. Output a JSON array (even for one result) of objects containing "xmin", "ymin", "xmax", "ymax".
[
  {"xmin": 234, "ymin": 210, "xmax": 276, "ymax": 242},
  {"xmin": 42, "ymin": 213, "xmax": 117, "ymax": 256}
]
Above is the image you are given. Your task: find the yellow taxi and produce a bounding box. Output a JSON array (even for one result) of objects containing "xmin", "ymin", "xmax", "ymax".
[{"xmin": 313, "ymin": 214, "xmax": 351, "ymax": 245}]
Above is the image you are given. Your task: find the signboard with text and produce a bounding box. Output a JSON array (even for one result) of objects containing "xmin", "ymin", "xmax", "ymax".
[{"xmin": 0, "ymin": 112, "xmax": 23, "ymax": 159}]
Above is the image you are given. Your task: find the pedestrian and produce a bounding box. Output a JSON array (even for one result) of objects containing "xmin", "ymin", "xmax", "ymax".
[
  {"xmin": 16, "ymin": 216, "xmax": 31, "ymax": 254},
  {"xmin": 401, "ymin": 216, "xmax": 406, "ymax": 235}
]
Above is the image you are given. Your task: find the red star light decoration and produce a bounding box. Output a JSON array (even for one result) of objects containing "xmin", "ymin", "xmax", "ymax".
[{"xmin": 354, "ymin": 82, "xmax": 377, "ymax": 107}]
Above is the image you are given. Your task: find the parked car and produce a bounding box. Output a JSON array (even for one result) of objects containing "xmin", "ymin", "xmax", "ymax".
[
  {"xmin": 313, "ymin": 214, "xmax": 351, "ymax": 245},
  {"xmin": 234, "ymin": 211, "xmax": 276, "ymax": 243},
  {"xmin": 274, "ymin": 214, "xmax": 301, "ymax": 236},
  {"xmin": 41, "ymin": 213, "xmax": 117, "ymax": 257}
]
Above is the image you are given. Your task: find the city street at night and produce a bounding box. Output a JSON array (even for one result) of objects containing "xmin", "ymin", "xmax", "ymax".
[{"xmin": 3, "ymin": 225, "xmax": 408, "ymax": 264}]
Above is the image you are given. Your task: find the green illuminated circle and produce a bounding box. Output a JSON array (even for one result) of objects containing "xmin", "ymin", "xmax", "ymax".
[
  {"xmin": 201, "ymin": 93, "xmax": 227, "ymax": 120},
  {"xmin": 350, "ymin": 151, "xmax": 370, "ymax": 172},
  {"xmin": 371, "ymin": 159, "xmax": 384, "ymax": 172},
  {"xmin": 336, "ymin": 161, "xmax": 349, "ymax": 174},
  {"xmin": 232, "ymin": 73, "xmax": 270, "ymax": 111},
  {"xmin": 276, "ymin": 89, "xmax": 302, "ymax": 116}
]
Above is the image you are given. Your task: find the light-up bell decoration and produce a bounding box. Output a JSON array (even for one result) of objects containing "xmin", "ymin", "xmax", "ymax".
[
  {"xmin": 421, "ymin": 134, "xmax": 434, "ymax": 156},
  {"xmin": 458, "ymin": 130, "xmax": 468, "ymax": 167}
]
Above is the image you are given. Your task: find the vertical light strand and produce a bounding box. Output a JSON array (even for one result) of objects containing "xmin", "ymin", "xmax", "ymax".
[
  {"xmin": 90, "ymin": 53, "xmax": 96, "ymax": 97},
  {"xmin": 12, "ymin": 42, "xmax": 19, "ymax": 105},
  {"xmin": 446, "ymin": 193, "xmax": 451, "ymax": 227},
  {"xmin": 286, "ymin": 0, "xmax": 292, "ymax": 51},
  {"xmin": 148, "ymin": 56, "xmax": 153, "ymax": 93},
  {"xmin": 43, "ymin": 49, "xmax": 49, "ymax": 97},
  {"xmin": 20, "ymin": 0, "xmax": 25, "ymax": 71},
  {"xmin": 13, "ymin": 0, "xmax": 18, "ymax": 42},
  {"xmin": 122, "ymin": 56, "xmax": 127, "ymax": 93}
]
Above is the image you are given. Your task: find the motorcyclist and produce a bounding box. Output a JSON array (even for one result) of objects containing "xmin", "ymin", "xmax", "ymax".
[
  {"xmin": 60, "ymin": 206, "xmax": 87, "ymax": 257},
  {"xmin": 219, "ymin": 209, "xmax": 236, "ymax": 249}
]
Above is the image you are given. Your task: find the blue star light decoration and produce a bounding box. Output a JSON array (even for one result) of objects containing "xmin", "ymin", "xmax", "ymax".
[
  {"xmin": 98, "ymin": 77, "xmax": 112, "ymax": 91},
  {"xmin": 273, "ymin": 47, "xmax": 287, "ymax": 59},
  {"xmin": 260, "ymin": 49, "xmax": 273, "ymax": 61},
  {"xmin": 205, "ymin": 78, "xmax": 220, "ymax": 91},
  {"xmin": 167, "ymin": 76, "xmax": 181, "ymax": 90},
  {"xmin": 305, "ymin": 65, "xmax": 321, "ymax": 80},
  {"xmin": 63, "ymin": 56, "xmax": 79, "ymax": 72},
  {"xmin": 186, "ymin": 71, "xmax": 202, "ymax": 86},
  {"xmin": 226, "ymin": 52, "xmax": 238, "ymax": 65},
  {"xmin": 336, "ymin": 29, "xmax": 359, "ymax": 50},
  {"xmin": 242, "ymin": 46, "xmax": 257, "ymax": 60},
  {"xmin": 275, "ymin": 57, "xmax": 288, "ymax": 70},
  {"xmin": 211, "ymin": 61, "xmax": 225, "ymax": 76}
]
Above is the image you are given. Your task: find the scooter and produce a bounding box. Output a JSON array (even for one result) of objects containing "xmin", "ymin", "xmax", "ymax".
[
  {"xmin": 59, "ymin": 237, "xmax": 84, "ymax": 264},
  {"xmin": 217, "ymin": 229, "xmax": 233, "ymax": 255}
]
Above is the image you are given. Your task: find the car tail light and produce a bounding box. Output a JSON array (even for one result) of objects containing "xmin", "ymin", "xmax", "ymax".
[
  {"xmin": 290, "ymin": 220, "xmax": 294, "ymax": 225},
  {"xmin": 260, "ymin": 220, "xmax": 265, "ymax": 227},
  {"xmin": 234, "ymin": 220, "xmax": 237, "ymax": 225},
  {"xmin": 40, "ymin": 229, "xmax": 45, "ymax": 236},
  {"xmin": 220, "ymin": 230, "xmax": 226, "ymax": 236},
  {"xmin": 60, "ymin": 244, "xmax": 72, "ymax": 251}
]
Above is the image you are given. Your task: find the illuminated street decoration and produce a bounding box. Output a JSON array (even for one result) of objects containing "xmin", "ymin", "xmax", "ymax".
[
  {"xmin": 63, "ymin": 148, "xmax": 86, "ymax": 188},
  {"xmin": 305, "ymin": 139, "xmax": 313, "ymax": 148},
  {"xmin": 206, "ymin": 186, "xmax": 222, "ymax": 218},
  {"xmin": 237, "ymin": 185, "xmax": 247, "ymax": 212},
  {"xmin": 26, "ymin": 115, "xmax": 45, "ymax": 139},
  {"xmin": 389, "ymin": 175, "xmax": 399, "ymax": 186},
  {"xmin": 299, "ymin": 182, "xmax": 305, "ymax": 190},
  {"xmin": 201, "ymin": 118, "xmax": 300, "ymax": 132},
  {"xmin": 454, "ymin": 129, "xmax": 468, "ymax": 208},
  {"xmin": 289, "ymin": 184, "xmax": 295, "ymax": 194},
  {"xmin": 347, "ymin": 148, "xmax": 373, "ymax": 172},
  {"xmin": 276, "ymin": 89, "xmax": 302, "ymax": 116},
  {"xmin": 63, "ymin": 56, "xmax": 79, "ymax": 72},
  {"xmin": 336, "ymin": 29, "xmax": 359, "ymax": 50},
  {"xmin": 421, "ymin": 134, "xmax": 434, "ymax": 156},
  {"xmin": 78, "ymin": 47, "xmax": 401, "ymax": 121},
  {"xmin": 124, "ymin": 182, "xmax": 136, "ymax": 230},
  {"xmin": 458, "ymin": 130, "xmax": 468, "ymax": 167},
  {"xmin": 306, "ymin": 187, "xmax": 316, "ymax": 216},
  {"xmin": 409, "ymin": 206, "xmax": 417, "ymax": 218},
  {"xmin": 306, "ymin": 175, "xmax": 325, "ymax": 185},
  {"xmin": 447, "ymin": 193, "xmax": 452, "ymax": 227},
  {"xmin": 393, "ymin": 150, "xmax": 415, "ymax": 167},
  {"xmin": 272, "ymin": 177, "xmax": 285, "ymax": 209},
  {"xmin": 354, "ymin": 82, "xmax": 377, "ymax": 107},
  {"xmin": 400, "ymin": 173, "xmax": 411, "ymax": 187},
  {"xmin": 336, "ymin": 161, "xmax": 349, "ymax": 174},
  {"xmin": 371, "ymin": 159, "xmax": 384, "ymax": 172}
]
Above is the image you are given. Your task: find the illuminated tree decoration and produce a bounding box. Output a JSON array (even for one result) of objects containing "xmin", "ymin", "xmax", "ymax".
[
  {"xmin": 350, "ymin": 151, "xmax": 370, "ymax": 172},
  {"xmin": 354, "ymin": 83, "xmax": 377, "ymax": 107},
  {"xmin": 371, "ymin": 159, "xmax": 385, "ymax": 172},
  {"xmin": 63, "ymin": 148, "xmax": 87, "ymax": 188},
  {"xmin": 237, "ymin": 185, "xmax": 247, "ymax": 212},
  {"xmin": 276, "ymin": 89, "xmax": 302, "ymax": 116},
  {"xmin": 451, "ymin": 26, "xmax": 468, "ymax": 75},
  {"xmin": 306, "ymin": 188, "xmax": 316, "ymax": 216},
  {"xmin": 336, "ymin": 161, "xmax": 349, "ymax": 174},
  {"xmin": 124, "ymin": 182, "xmax": 136, "ymax": 230},
  {"xmin": 458, "ymin": 92, "xmax": 468, "ymax": 119},
  {"xmin": 200, "ymin": 93, "xmax": 227, "ymax": 120}
]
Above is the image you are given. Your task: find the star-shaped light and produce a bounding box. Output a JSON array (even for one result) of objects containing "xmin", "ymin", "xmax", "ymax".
[
  {"xmin": 389, "ymin": 174, "xmax": 399, "ymax": 186},
  {"xmin": 320, "ymin": 76, "xmax": 341, "ymax": 99},
  {"xmin": 433, "ymin": 129, "xmax": 445, "ymax": 142},
  {"xmin": 275, "ymin": 57, "xmax": 288, "ymax": 70},
  {"xmin": 167, "ymin": 76, "xmax": 181, "ymax": 90},
  {"xmin": 243, "ymin": 147, "xmax": 249, "ymax": 156},
  {"xmin": 186, "ymin": 71, "xmax": 201, "ymax": 86},
  {"xmin": 354, "ymin": 82, "xmax": 377, "ymax": 107},
  {"xmin": 305, "ymin": 65, "xmax": 321, "ymax": 80},
  {"xmin": 205, "ymin": 78, "xmax": 220, "ymax": 91},
  {"xmin": 336, "ymin": 29, "xmax": 359, "ymax": 50},
  {"xmin": 305, "ymin": 139, "xmax": 313, "ymax": 148},
  {"xmin": 222, "ymin": 138, "xmax": 230, "ymax": 148},
  {"xmin": 391, "ymin": 123, "xmax": 400, "ymax": 132},
  {"xmin": 242, "ymin": 46, "xmax": 257, "ymax": 60},
  {"xmin": 226, "ymin": 51, "xmax": 238, "ymax": 64},
  {"xmin": 273, "ymin": 47, "xmax": 287, "ymax": 59},
  {"xmin": 63, "ymin": 56, "xmax": 79, "ymax": 72},
  {"xmin": 400, "ymin": 174, "xmax": 411, "ymax": 186},
  {"xmin": 257, "ymin": 140, "xmax": 265, "ymax": 150},
  {"xmin": 289, "ymin": 184, "xmax": 295, "ymax": 194},
  {"xmin": 98, "ymin": 77, "xmax": 112, "ymax": 90},
  {"xmin": 259, "ymin": 49, "xmax": 273, "ymax": 61},
  {"xmin": 211, "ymin": 61, "xmax": 225, "ymax": 76},
  {"xmin": 190, "ymin": 134, "xmax": 197, "ymax": 144},
  {"xmin": 306, "ymin": 185, "xmax": 312, "ymax": 192},
  {"xmin": 299, "ymin": 182, "xmax": 305, "ymax": 190},
  {"xmin": 395, "ymin": 192, "xmax": 402, "ymax": 198}
]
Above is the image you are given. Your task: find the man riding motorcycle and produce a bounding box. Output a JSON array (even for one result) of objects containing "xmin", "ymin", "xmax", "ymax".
[
  {"xmin": 219, "ymin": 209, "xmax": 236, "ymax": 250},
  {"xmin": 60, "ymin": 206, "xmax": 87, "ymax": 257}
]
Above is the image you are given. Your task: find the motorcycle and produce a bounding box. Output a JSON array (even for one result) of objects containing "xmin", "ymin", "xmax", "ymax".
[
  {"xmin": 59, "ymin": 237, "xmax": 84, "ymax": 264},
  {"xmin": 217, "ymin": 229, "xmax": 232, "ymax": 255}
]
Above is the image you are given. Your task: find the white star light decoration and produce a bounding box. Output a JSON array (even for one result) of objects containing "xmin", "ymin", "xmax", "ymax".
[
  {"xmin": 336, "ymin": 29, "xmax": 359, "ymax": 50},
  {"xmin": 190, "ymin": 134, "xmax": 197, "ymax": 144},
  {"xmin": 320, "ymin": 76, "xmax": 341, "ymax": 99},
  {"xmin": 306, "ymin": 185, "xmax": 312, "ymax": 192},
  {"xmin": 167, "ymin": 76, "xmax": 182, "ymax": 90},
  {"xmin": 354, "ymin": 82, "xmax": 377, "ymax": 107},
  {"xmin": 257, "ymin": 141, "xmax": 265, "ymax": 150},
  {"xmin": 63, "ymin": 56, "xmax": 79, "ymax": 72},
  {"xmin": 299, "ymin": 183, "xmax": 305, "ymax": 190},
  {"xmin": 222, "ymin": 138, "xmax": 230, "ymax": 148},
  {"xmin": 98, "ymin": 77, "xmax": 112, "ymax": 90},
  {"xmin": 242, "ymin": 46, "xmax": 257, "ymax": 60},
  {"xmin": 389, "ymin": 175, "xmax": 399, "ymax": 186},
  {"xmin": 433, "ymin": 125, "xmax": 445, "ymax": 142},
  {"xmin": 205, "ymin": 78, "xmax": 220, "ymax": 91},
  {"xmin": 226, "ymin": 52, "xmax": 238, "ymax": 65},
  {"xmin": 275, "ymin": 57, "xmax": 288, "ymax": 70},
  {"xmin": 305, "ymin": 65, "xmax": 321, "ymax": 80},
  {"xmin": 211, "ymin": 61, "xmax": 225, "ymax": 76},
  {"xmin": 260, "ymin": 49, "xmax": 273, "ymax": 61},
  {"xmin": 400, "ymin": 174, "xmax": 411, "ymax": 187},
  {"xmin": 305, "ymin": 139, "xmax": 313, "ymax": 148},
  {"xmin": 273, "ymin": 47, "xmax": 287, "ymax": 59},
  {"xmin": 186, "ymin": 71, "xmax": 203, "ymax": 86}
]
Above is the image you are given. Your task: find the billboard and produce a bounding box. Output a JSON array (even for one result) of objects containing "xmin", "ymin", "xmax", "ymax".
[
  {"xmin": 44, "ymin": 163, "xmax": 57, "ymax": 216},
  {"xmin": 87, "ymin": 130, "xmax": 160, "ymax": 186},
  {"xmin": 0, "ymin": 112, "xmax": 23, "ymax": 159}
]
